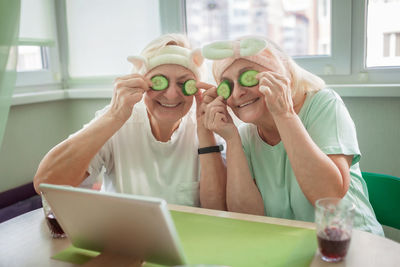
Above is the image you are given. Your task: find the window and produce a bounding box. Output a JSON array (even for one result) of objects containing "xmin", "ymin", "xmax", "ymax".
[
  {"xmin": 186, "ymin": 0, "xmax": 331, "ymax": 57},
  {"xmin": 17, "ymin": 46, "xmax": 47, "ymax": 72},
  {"xmin": 366, "ymin": 0, "xmax": 400, "ymax": 67},
  {"xmin": 383, "ymin": 32, "xmax": 400, "ymax": 57},
  {"xmin": 65, "ymin": 0, "xmax": 161, "ymax": 81},
  {"xmin": 16, "ymin": 0, "xmax": 60, "ymax": 88},
  {"xmin": 185, "ymin": 0, "xmax": 351, "ymax": 76}
]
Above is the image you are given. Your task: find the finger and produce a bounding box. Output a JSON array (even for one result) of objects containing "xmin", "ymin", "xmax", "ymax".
[
  {"xmin": 206, "ymin": 95, "xmax": 225, "ymax": 110},
  {"xmin": 268, "ymin": 71, "xmax": 291, "ymax": 85},
  {"xmin": 211, "ymin": 111, "xmax": 228, "ymax": 131},
  {"xmin": 256, "ymin": 71, "xmax": 280, "ymax": 87},
  {"xmin": 203, "ymin": 94, "xmax": 216, "ymax": 105},
  {"xmin": 256, "ymin": 73, "xmax": 269, "ymax": 87},
  {"xmin": 256, "ymin": 71, "xmax": 270, "ymax": 80},
  {"xmin": 261, "ymin": 72, "xmax": 289, "ymax": 89},
  {"xmin": 202, "ymin": 88, "xmax": 219, "ymax": 105},
  {"xmin": 202, "ymin": 86, "xmax": 218, "ymax": 97},
  {"xmin": 115, "ymin": 78, "xmax": 150, "ymax": 91},
  {"xmin": 259, "ymin": 83, "xmax": 272, "ymax": 96},
  {"xmin": 129, "ymin": 88, "xmax": 145, "ymax": 95},
  {"xmin": 196, "ymin": 81, "xmax": 215, "ymax": 90},
  {"xmin": 144, "ymin": 76, "xmax": 152, "ymax": 87},
  {"xmin": 117, "ymin": 87, "xmax": 145, "ymax": 99},
  {"xmin": 114, "ymin": 73, "xmax": 143, "ymax": 82},
  {"xmin": 194, "ymin": 91, "xmax": 203, "ymax": 113},
  {"xmin": 113, "ymin": 86, "xmax": 144, "ymax": 106},
  {"xmin": 126, "ymin": 91, "xmax": 145, "ymax": 107},
  {"xmin": 262, "ymin": 73, "xmax": 285, "ymax": 90},
  {"xmin": 118, "ymin": 73, "xmax": 152, "ymax": 87},
  {"xmin": 214, "ymin": 112, "xmax": 228, "ymax": 124},
  {"xmin": 259, "ymin": 76, "xmax": 274, "ymax": 88},
  {"xmin": 199, "ymin": 102, "xmax": 207, "ymax": 116},
  {"xmin": 209, "ymin": 104, "xmax": 226, "ymax": 115},
  {"xmin": 205, "ymin": 103, "xmax": 217, "ymax": 129},
  {"xmin": 214, "ymin": 95, "xmax": 226, "ymax": 105},
  {"xmin": 195, "ymin": 90, "xmax": 202, "ymax": 103},
  {"xmin": 207, "ymin": 97, "xmax": 228, "ymax": 119}
]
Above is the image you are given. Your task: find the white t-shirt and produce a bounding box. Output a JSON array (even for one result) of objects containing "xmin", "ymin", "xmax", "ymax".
[{"xmin": 81, "ymin": 100, "xmax": 223, "ymax": 207}]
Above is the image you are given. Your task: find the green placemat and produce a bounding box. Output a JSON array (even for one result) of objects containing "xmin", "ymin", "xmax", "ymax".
[
  {"xmin": 53, "ymin": 246, "xmax": 100, "ymax": 264},
  {"xmin": 53, "ymin": 211, "xmax": 317, "ymax": 267}
]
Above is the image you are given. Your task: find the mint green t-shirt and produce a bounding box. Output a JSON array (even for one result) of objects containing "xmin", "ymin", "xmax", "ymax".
[{"xmin": 238, "ymin": 89, "xmax": 384, "ymax": 236}]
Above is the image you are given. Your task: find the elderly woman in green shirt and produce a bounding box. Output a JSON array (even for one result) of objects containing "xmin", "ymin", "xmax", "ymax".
[{"xmin": 200, "ymin": 36, "xmax": 383, "ymax": 235}]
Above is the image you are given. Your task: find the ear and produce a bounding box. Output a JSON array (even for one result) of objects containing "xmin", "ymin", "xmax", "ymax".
[
  {"xmin": 127, "ymin": 56, "xmax": 148, "ymax": 72},
  {"xmin": 190, "ymin": 48, "xmax": 204, "ymax": 67}
]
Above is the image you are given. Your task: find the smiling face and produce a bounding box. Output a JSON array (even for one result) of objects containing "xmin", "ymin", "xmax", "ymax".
[
  {"xmin": 144, "ymin": 64, "xmax": 196, "ymax": 125},
  {"xmin": 221, "ymin": 59, "xmax": 271, "ymax": 123}
]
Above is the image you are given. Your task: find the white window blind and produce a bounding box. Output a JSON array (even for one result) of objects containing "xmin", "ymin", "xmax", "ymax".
[
  {"xmin": 16, "ymin": 0, "xmax": 60, "ymax": 87},
  {"xmin": 66, "ymin": 0, "xmax": 161, "ymax": 79},
  {"xmin": 18, "ymin": 0, "xmax": 56, "ymax": 46}
]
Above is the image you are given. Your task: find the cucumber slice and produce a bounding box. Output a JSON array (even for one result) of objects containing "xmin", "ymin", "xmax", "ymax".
[
  {"xmin": 151, "ymin": 75, "xmax": 168, "ymax": 91},
  {"xmin": 217, "ymin": 80, "xmax": 232, "ymax": 100},
  {"xmin": 238, "ymin": 70, "xmax": 259, "ymax": 87},
  {"xmin": 182, "ymin": 79, "xmax": 198, "ymax": 96}
]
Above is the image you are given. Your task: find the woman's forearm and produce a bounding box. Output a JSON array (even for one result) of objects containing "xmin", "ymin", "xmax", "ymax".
[
  {"xmin": 198, "ymin": 128, "xmax": 227, "ymax": 210},
  {"xmin": 33, "ymin": 112, "xmax": 125, "ymax": 193},
  {"xmin": 226, "ymin": 132, "xmax": 265, "ymax": 215},
  {"xmin": 274, "ymin": 113, "xmax": 348, "ymax": 205}
]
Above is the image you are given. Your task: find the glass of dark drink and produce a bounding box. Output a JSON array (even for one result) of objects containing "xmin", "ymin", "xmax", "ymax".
[
  {"xmin": 41, "ymin": 195, "xmax": 66, "ymax": 238},
  {"xmin": 315, "ymin": 197, "xmax": 355, "ymax": 262}
]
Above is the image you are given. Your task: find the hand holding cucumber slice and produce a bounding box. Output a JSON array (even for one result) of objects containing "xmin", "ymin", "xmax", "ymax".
[
  {"xmin": 151, "ymin": 75, "xmax": 169, "ymax": 91},
  {"xmin": 239, "ymin": 70, "xmax": 259, "ymax": 87}
]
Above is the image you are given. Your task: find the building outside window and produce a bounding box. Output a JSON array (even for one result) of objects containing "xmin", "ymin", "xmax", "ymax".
[
  {"xmin": 366, "ymin": 0, "xmax": 400, "ymax": 67},
  {"xmin": 186, "ymin": 0, "xmax": 331, "ymax": 57}
]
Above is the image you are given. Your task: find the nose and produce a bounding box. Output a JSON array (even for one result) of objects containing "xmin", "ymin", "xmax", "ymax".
[
  {"xmin": 230, "ymin": 81, "xmax": 247, "ymax": 99},
  {"xmin": 163, "ymin": 83, "xmax": 181, "ymax": 99}
]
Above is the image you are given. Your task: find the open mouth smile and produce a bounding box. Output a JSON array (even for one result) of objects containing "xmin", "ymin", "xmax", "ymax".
[
  {"xmin": 158, "ymin": 101, "xmax": 181, "ymax": 108},
  {"xmin": 238, "ymin": 98, "xmax": 259, "ymax": 108}
]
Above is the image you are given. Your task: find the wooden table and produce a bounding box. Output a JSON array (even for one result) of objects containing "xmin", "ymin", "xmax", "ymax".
[{"xmin": 0, "ymin": 205, "xmax": 399, "ymax": 267}]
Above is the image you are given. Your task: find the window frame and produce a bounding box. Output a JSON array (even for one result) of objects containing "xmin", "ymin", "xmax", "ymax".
[
  {"xmin": 320, "ymin": 0, "xmax": 400, "ymax": 86},
  {"xmin": 14, "ymin": 0, "xmax": 62, "ymax": 92},
  {"xmin": 294, "ymin": 0, "xmax": 352, "ymax": 76},
  {"xmin": 182, "ymin": 0, "xmax": 400, "ymax": 88},
  {"xmin": 15, "ymin": 45, "xmax": 61, "ymax": 90}
]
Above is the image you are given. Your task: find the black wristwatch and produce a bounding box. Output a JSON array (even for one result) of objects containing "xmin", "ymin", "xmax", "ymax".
[{"xmin": 198, "ymin": 144, "xmax": 224, "ymax": 154}]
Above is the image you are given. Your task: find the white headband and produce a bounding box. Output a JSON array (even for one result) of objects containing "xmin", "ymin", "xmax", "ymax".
[
  {"xmin": 202, "ymin": 37, "xmax": 273, "ymax": 83},
  {"xmin": 127, "ymin": 45, "xmax": 204, "ymax": 79}
]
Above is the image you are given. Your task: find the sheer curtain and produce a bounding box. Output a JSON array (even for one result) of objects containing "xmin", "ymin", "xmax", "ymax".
[{"xmin": 0, "ymin": 0, "xmax": 20, "ymax": 149}]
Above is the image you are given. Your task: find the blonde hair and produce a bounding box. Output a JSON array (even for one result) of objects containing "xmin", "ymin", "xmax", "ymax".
[
  {"xmin": 135, "ymin": 33, "xmax": 207, "ymax": 80},
  {"xmin": 259, "ymin": 37, "xmax": 326, "ymax": 96}
]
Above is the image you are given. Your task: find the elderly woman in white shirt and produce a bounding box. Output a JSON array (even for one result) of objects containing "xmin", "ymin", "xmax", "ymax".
[{"xmin": 34, "ymin": 33, "xmax": 226, "ymax": 210}]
